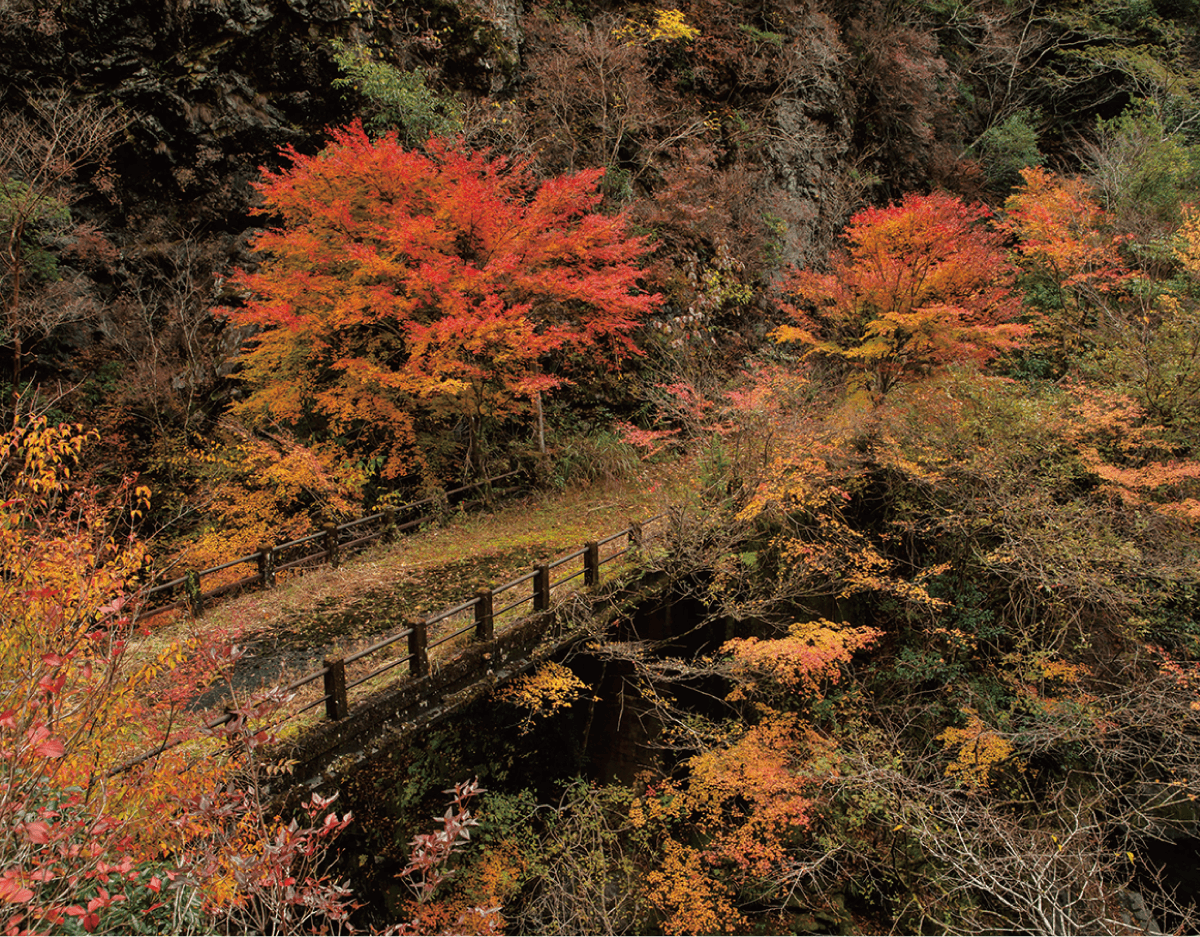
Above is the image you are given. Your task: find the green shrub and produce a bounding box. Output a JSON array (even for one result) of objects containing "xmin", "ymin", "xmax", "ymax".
[
  {"xmin": 331, "ymin": 40, "xmax": 463, "ymax": 145},
  {"xmin": 973, "ymin": 110, "xmax": 1043, "ymax": 194}
]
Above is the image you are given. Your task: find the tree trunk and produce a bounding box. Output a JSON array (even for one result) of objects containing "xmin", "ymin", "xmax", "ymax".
[{"xmin": 535, "ymin": 390, "xmax": 546, "ymax": 454}]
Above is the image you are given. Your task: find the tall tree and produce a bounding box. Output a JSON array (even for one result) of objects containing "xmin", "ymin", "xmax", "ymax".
[
  {"xmin": 231, "ymin": 123, "xmax": 659, "ymax": 480},
  {"xmin": 1000, "ymin": 166, "xmax": 1134, "ymax": 370}
]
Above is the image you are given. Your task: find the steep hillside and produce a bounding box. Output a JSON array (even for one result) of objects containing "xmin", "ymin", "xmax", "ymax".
[
  {"xmin": 3, "ymin": 2, "xmax": 1200, "ymax": 933},
  {"xmin": 3, "ymin": 0, "xmax": 1196, "ymax": 520}
]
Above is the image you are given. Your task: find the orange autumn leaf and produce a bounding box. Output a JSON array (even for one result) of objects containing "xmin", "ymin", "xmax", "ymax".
[
  {"xmin": 1000, "ymin": 166, "xmax": 1135, "ymax": 362},
  {"xmin": 643, "ymin": 838, "xmax": 744, "ymax": 935},
  {"xmin": 1002, "ymin": 166, "xmax": 1133, "ymax": 296},
  {"xmin": 724, "ymin": 618, "xmax": 882, "ymax": 697}
]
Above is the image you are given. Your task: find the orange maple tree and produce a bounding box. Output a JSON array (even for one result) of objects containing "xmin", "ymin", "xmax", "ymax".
[
  {"xmin": 626, "ymin": 618, "xmax": 880, "ymax": 934},
  {"xmin": 1001, "ymin": 166, "xmax": 1133, "ymax": 297},
  {"xmin": 0, "ymin": 417, "xmax": 361, "ymax": 935},
  {"xmin": 777, "ymin": 191, "xmax": 1026, "ymax": 398},
  {"xmin": 231, "ymin": 122, "xmax": 660, "ymax": 479},
  {"xmin": 1000, "ymin": 166, "xmax": 1134, "ymax": 362}
]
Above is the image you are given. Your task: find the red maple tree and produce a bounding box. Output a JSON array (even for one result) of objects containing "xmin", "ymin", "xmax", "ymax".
[
  {"xmin": 777, "ymin": 192, "xmax": 1027, "ymax": 398},
  {"xmin": 231, "ymin": 122, "xmax": 660, "ymax": 479}
]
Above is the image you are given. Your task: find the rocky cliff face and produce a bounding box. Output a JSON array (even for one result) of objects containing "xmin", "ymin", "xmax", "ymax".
[
  {"xmin": 0, "ymin": 0, "xmax": 529, "ymax": 394},
  {"xmin": 0, "ymin": 0, "xmax": 853, "ymax": 396},
  {"xmin": 5, "ymin": 0, "xmax": 350, "ymax": 225},
  {"xmin": 763, "ymin": 9, "xmax": 853, "ymax": 271},
  {"xmin": 4, "ymin": 0, "xmax": 532, "ymax": 227},
  {"xmin": 4, "ymin": 0, "xmax": 530, "ymax": 219},
  {"xmin": 1, "ymin": 0, "xmax": 347, "ymax": 400}
]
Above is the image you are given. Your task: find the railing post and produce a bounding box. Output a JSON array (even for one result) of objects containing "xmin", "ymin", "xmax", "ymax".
[
  {"xmin": 257, "ymin": 543, "xmax": 275, "ymax": 589},
  {"xmin": 475, "ymin": 587, "xmax": 494, "ymax": 641},
  {"xmin": 628, "ymin": 519, "xmax": 644, "ymax": 556},
  {"xmin": 323, "ymin": 657, "xmax": 348, "ymax": 720},
  {"xmin": 185, "ymin": 569, "xmax": 203, "ymax": 618},
  {"xmin": 584, "ymin": 541, "xmax": 600, "ymax": 587},
  {"xmin": 323, "ymin": 522, "xmax": 340, "ymax": 569},
  {"xmin": 408, "ymin": 619, "xmax": 429, "ymax": 677},
  {"xmin": 382, "ymin": 505, "xmax": 398, "ymax": 543},
  {"xmin": 533, "ymin": 563, "xmax": 551, "ymax": 612}
]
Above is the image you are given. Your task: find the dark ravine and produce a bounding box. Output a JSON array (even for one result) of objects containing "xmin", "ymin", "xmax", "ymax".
[{"xmin": 270, "ymin": 572, "xmax": 702, "ymax": 929}]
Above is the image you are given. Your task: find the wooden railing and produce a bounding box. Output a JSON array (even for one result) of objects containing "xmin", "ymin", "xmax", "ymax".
[
  {"xmin": 297, "ymin": 514, "xmax": 662, "ymax": 722},
  {"xmin": 136, "ymin": 470, "xmax": 524, "ymax": 623},
  {"xmin": 111, "ymin": 512, "xmax": 667, "ymax": 777}
]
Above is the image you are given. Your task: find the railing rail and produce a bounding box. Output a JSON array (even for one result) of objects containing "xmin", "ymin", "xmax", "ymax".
[
  {"xmin": 294, "ymin": 513, "xmax": 665, "ymax": 722},
  {"xmin": 136, "ymin": 469, "xmax": 524, "ymax": 624},
  {"xmin": 110, "ymin": 511, "xmax": 667, "ymax": 778}
]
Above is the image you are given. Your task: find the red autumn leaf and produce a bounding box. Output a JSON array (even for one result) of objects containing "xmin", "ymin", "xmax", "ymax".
[
  {"xmin": 23, "ymin": 821, "xmax": 51, "ymax": 844},
  {"xmin": 0, "ymin": 873, "xmax": 33, "ymax": 904},
  {"xmin": 37, "ymin": 673, "xmax": 66, "ymax": 695},
  {"xmin": 33, "ymin": 736, "xmax": 66, "ymax": 759}
]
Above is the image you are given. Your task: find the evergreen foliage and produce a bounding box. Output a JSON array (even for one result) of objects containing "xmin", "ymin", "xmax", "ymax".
[{"xmin": 331, "ymin": 40, "xmax": 464, "ymax": 145}]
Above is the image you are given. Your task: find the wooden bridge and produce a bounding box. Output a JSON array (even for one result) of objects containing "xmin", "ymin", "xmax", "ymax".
[
  {"xmin": 271, "ymin": 512, "xmax": 667, "ymax": 792},
  {"xmin": 116, "ymin": 507, "xmax": 670, "ymax": 793}
]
